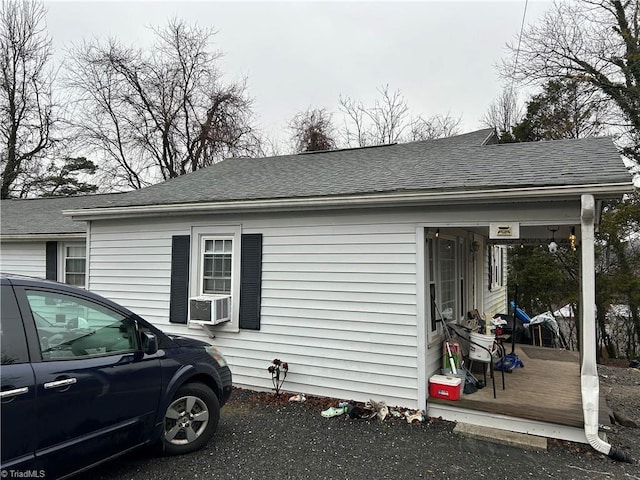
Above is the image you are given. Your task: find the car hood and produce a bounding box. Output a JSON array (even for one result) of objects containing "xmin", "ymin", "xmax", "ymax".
[{"xmin": 167, "ymin": 335, "xmax": 211, "ymax": 349}]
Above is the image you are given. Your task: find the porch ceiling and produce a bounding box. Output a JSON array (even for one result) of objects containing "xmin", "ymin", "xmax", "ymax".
[{"xmin": 460, "ymin": 224, "xmax": 583, "ymax": 247}]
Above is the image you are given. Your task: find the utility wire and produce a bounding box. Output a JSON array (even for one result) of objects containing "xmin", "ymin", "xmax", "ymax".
[{"xmin": 509, "ymin": 0, "xmax": 529, "ymax": 104}]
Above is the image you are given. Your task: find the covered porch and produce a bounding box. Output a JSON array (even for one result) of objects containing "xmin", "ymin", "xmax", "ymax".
[
  {"xmin": 427, "ymin": 344, "xmax": 611, "ymax": 443},
  {"xmin": 419, "ymin": 194, "xmax": 609, "ymax": 443}
]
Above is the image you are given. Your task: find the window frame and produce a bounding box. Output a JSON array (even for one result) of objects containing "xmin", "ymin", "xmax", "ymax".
[
  {"xmin": 190, "ymin": 225, "xmax": 242, "ymax": 330},
  {"xmin": 489, "ymin": 244, "xmax": 504, "ymax": 290},
  {"xmin": 200, "ymin": 237, "xmax": 234, "ymax": 295},
  {"xmin": 60, "ymin": 242, "xmax": 87, "ymax": 288},
  {"xmin": 437, "ymin": 236, "xmax": 459, "ymax": 324},
  {"xmin": 426, "ymin": 232, "xmax": 469, "ymax": 339}
]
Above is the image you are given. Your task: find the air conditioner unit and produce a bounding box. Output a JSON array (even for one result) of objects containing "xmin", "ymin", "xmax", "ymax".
[{"xmin": 189, "ymin": 296, "xmax": 231, "ymax": 325}]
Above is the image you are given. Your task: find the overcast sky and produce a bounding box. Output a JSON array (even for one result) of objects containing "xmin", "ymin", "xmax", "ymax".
[{"xmin": 44, "ymin": 1, "xmax": 552, "ymax": 146}]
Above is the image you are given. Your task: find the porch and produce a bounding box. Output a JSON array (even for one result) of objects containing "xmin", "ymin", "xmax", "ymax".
[{"xmin": 427, "ymin": 344, "xmax": 611, "ymax": 443}]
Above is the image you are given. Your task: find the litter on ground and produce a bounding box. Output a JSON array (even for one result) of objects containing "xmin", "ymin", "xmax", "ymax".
[{"xmin": 320, "ymin": 399, "xmax": 425, "ymax": 424}]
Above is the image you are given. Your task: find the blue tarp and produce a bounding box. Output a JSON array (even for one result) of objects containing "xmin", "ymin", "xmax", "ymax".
[{"xmin": 509, "ymin": 301, "xmax": 531, "ymax": 323}]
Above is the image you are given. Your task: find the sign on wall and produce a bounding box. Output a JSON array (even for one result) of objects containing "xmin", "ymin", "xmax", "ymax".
[{"xmin": 489, "ymin": 222, "xmax": 520, "ymax": 239}]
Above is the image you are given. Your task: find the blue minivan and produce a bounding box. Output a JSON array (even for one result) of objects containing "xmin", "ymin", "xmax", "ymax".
[{"xmin": 0, "ymin": 274, "xmax": 232, "ymax": 479}]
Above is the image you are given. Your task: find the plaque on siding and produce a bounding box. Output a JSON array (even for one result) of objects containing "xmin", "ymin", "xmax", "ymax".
[{"xmin": 489, "ymin": 222, "xmax": 520, "ymax": 239}]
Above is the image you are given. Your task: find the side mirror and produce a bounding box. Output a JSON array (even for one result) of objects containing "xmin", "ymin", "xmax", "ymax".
[{"xmin": 141, "ymin": 331, "xmax": 158, "ymax": 355}]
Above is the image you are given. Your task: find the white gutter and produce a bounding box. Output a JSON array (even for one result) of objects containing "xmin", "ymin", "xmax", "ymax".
[
  {"xmin": 580, "ymin": 194, "xmax": 633, "ymax": 463},
  {"xmin": 63, "ymin": 183, "xmax": 633, "ymax": 221},
  {"xmin": 0, "ymin": 233, "xmax": 86, "ymax": 241}
]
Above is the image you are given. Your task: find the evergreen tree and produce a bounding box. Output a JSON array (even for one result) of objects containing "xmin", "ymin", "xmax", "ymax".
[{"xmin": 512, "ymin": 80, "xmax": 608, "ymax": 142}]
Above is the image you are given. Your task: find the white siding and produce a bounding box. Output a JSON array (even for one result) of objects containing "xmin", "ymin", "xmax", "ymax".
[
  {"xmin": 87, "ymin": 203, "xmax": 572, "ymax": 409},
  {"xmin": 88, "ymin": 213, "xmax": 420, "ymax": 408},
  {"xmin": 0, "ymin": 241, "xmax": 46, "ymax": 277},
  {"xmin": 89, "ymin": 225, "xmax": 181, "ymax": 319}
]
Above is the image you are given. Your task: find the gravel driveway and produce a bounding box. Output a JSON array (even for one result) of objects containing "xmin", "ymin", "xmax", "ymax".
[{"xmin": 75, "ymin": 387, "xmax": 640, "ymax": 480}]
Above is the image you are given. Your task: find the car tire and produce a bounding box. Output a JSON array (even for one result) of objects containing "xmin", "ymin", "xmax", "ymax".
[{"xmin": 163, "ymin": 382, "xmax": 220, "ymax": 455}]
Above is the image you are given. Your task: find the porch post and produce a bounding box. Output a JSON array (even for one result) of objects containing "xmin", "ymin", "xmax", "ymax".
[
  {"xmin": 416, "ymin": 227, "xmax": 427, "ymax": 410},
  {"xmin": 580, "ymin": 194, "xmax": 596, "ymax": 380},
  {"xmin": 580, "ymin": 194, "xmax": 610, "ymax": 452}
]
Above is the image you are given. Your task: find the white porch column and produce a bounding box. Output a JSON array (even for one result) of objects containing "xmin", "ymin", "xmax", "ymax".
[
  {"xmin": 416, "ymin": 227, "xmax": 427, "ymax": 410},
  {"xmin": 580, "ymin": 194, "xmax": 611, "ymax": 454},
  {"xmin": 580, "ymin": 194, "xmax": 597, "ymax": 382}
]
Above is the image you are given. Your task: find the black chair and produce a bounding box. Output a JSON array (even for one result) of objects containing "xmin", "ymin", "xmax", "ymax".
[{"xmin": 444, "ymin": 322, "xmax": 506, "ymax": 399}]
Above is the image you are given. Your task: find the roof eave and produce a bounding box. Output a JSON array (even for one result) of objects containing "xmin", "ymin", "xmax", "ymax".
[
  {"xmin": 63, "ymin": 182, "xmax": 634, "ymax": 221},
  {"xmin": 0, "ymin": 233, "xmax": 86, "ymax": 241}
]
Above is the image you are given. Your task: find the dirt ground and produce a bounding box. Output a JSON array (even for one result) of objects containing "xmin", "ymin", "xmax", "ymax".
[
  {"xmin": 243, "ymin": 362, "xmax": 640, "ymax": 462},
  {"xmin": 598, "ymin": 363, "xmax": 640, "ymax": 461},
  {"xmin": 76, "ymin": 366, "xmax": 640, "ymax": 480}
]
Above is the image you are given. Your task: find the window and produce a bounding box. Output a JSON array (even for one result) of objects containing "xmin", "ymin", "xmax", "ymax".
[
  {"xmin": 439, "ymin": 238, "xmax": 457, "ymax": 321},
  {"xmin": 189, "ymin": 227, "xmax": 261, "ymax": 330},
  {"xmin": 427, "ymin": 233, "xmax": 466, "ymax": 335},
  {"xmin": 64, "ymin": 244, "xmax": 86, "ymax": 287},
  {"xmin": 489, "ymin": 245, "xmax": 504, "ymax": 290},
  {"xmin": 202, "ymin": 238, "xmax": 233, "ymax": 295},
  {"xmin": 26, "ymin": 290, "xmax": 138, "ymax": 361},
  {"xmin": 428, "ymin": 237, "xmax": 437, "ymax": 332}
]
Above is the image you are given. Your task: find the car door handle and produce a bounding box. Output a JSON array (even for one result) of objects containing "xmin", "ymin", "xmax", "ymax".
[
  {"xmin": 0, "ymin": 387, "xmax": 29, "ymax": 399},
  {"xmin": 44, "ymin": 378, "xmax": 77, "ymax": 389}
]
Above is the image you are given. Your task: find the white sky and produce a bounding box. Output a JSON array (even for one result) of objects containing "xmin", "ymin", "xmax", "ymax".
[{"xmin": 44, "ymin": 0, "xmax": 552, "ymax": 146}]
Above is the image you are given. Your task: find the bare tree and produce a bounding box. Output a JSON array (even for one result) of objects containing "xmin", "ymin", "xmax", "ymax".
[
  {"xmin": 288, "ymin": 107, "xmax": 337, "ymax": 153},
  {"xmin": 339, "ymin": 85, "xmax": 410, "ymax": 147},
  {"xmin": 0, "ymin": 0, "xmax": 56, "ymax": 198},
  {"xmin": 338, "ymin": 94, "xmax": 367, "ymax": 148},
  {"xmin": 66, "ymin": 19, "xmax": 260, "ymax": 190},
  {"xmin": 408, "ymin": 113, "xmax": 461, "ymax": 141},
  {"xmin": 482, "ymin": 87, "xmax": 523, "ymax": 139},
  {"xmin": 339, "ymin": 85, "xmax": 460, "ymax": 147},
  {"xmin": 502, "ymin": 0, "xmax": 640, "ymax": 160},
  {"xmin": 253, "ymin": 134, "xmax": 284, "ymax": 158}
]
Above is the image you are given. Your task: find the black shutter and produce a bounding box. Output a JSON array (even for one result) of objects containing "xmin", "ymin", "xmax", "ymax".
[
  {"xmin": 239, "ymin": 234, "xmax": 262, "ymax": 330},
  {"xmin": 45, "ymin": 241, "xmax": 57, "ymax": 281},
  {"xmin": 170, "ymin": 235, "xmax": 190, "ymax": 324}
]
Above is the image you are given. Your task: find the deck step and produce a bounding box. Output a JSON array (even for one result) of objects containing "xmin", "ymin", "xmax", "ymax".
[{"xmin": 454, "ymin": 422, "xmax": 548, "ymax": 451}]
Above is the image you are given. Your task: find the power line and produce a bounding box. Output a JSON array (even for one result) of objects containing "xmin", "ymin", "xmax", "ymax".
[{"xmin": 509, "ymin": 0, "xmax": 529, "ymax": 99}]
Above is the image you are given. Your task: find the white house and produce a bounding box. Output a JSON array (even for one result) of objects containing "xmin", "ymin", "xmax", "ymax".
[{"xmin": 1, "ymin": 129, "xmax": 634, "ymax": 454}]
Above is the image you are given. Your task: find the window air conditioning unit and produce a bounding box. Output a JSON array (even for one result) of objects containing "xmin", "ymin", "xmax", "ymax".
[{"xmin": 189, "ymin": 296, "xmax": 231, "ymax": 325}]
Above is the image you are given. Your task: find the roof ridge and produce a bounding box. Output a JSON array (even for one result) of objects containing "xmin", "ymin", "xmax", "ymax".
[
  {"xmin": 297, "ymin": 142, "xmax": 398, "ymax": 155},
  {"xmin": 1, "ymin": 191, "xmax": 129, "ymax": 202}
]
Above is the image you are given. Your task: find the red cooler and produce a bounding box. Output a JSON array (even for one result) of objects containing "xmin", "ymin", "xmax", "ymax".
[{"xmin": 429, "ymin": 374, "xmax": 462, "ymax": 400}]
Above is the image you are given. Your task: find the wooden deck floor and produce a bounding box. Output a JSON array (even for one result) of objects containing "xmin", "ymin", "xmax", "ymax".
[{"xmin": 429, "ymin": 344, "xmax": 610, "ymax": 429}]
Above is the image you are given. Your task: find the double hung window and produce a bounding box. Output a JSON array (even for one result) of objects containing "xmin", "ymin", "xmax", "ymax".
[
  {"xmin": 64, "ymin": 244, "xmax": 86, "ymax": 287},
  {"xmin": 202, "ymin": 239, "xmax": 233, "ymax": 295}
]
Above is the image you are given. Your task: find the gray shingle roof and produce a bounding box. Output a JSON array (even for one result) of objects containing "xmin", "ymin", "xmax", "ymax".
[
  {"xmin": 1, "ymin": 129, "xmax": 633, "ymax": 236},
  {"xmin": 0, "ymin": 193, "xmax": 126, "ymax": 236},
  {"xmin": 80, "ymin": 128, "xmax": 632, "ymax": 209}
]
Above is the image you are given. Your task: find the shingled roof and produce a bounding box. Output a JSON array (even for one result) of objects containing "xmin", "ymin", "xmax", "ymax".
[
  {"xmin": 69, "ymin": 128, "xmax": 631, "ymax": 209},
  {"xmin": 0, "ymin": 193, "xmax": 126, "ymax": 237},
  {"xmin": 1, "ymin": 129, "xmax": 633, "ymax": 235}
]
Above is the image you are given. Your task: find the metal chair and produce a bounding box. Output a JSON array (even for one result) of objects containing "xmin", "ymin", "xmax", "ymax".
[{"xmin": 444, "ymin": 322, "xmax": 506, "ymax": 399}]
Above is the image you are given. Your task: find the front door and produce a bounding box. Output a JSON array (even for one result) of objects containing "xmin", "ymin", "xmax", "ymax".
[{"xmin": 16, "ymin": 287, "xmax": 162, "ymax": 476}]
